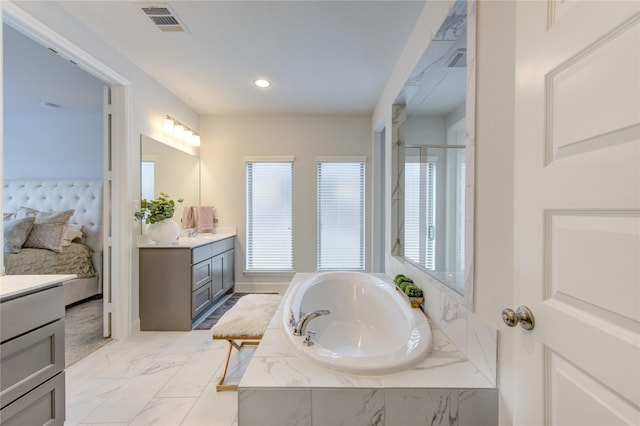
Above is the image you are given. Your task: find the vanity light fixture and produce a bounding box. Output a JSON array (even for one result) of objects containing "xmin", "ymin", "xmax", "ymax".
[
  {"xmin": 254, "ymin": 78, "xmax": 272, "ymax": 88},
  {"xmin": 173, "ymin": 123, "xmax": 185, "ymax": 138},
  {"xmin": 184, "ymin": 129, "xmax": 193, "ymax": 143},
  {"xmin": 163, "ymin": 117, "xmax": 174, "ymax": 132},
  {"xmin": 163, "ymin": 115, "xmax": 201, "ymax": 147}
]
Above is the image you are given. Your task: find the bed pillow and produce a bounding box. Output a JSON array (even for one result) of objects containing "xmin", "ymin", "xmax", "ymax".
[
  {"xmin": 4, "ymin": 212, "xmax": 16, "ymax": 221},
  {"xmin": 3, "ymin": 216, "xmax": 36, "ymax": 253},
  {"xmin": 17, "ymin": 207, "xmax": 74, "ymax": 253},
  {"xmin": 62, "ymin": 224, "xmax": 84, "ymax": 247}
]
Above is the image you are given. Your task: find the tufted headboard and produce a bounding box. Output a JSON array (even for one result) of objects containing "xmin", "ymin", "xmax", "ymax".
[{"xmin": 3, "ymin": 180, "xmax": 103, "ymax": 254}]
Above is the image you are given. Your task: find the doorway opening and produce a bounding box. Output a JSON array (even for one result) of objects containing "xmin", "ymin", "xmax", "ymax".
[{"xmin": 2, "ymin": 3, "xmax": 133, "ymax": 347}]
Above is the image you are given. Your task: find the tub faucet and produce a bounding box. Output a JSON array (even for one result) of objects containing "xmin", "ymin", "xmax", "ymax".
[{"xmin": 293, "ymin": 309, "xmax": 330, "ymax": 336}]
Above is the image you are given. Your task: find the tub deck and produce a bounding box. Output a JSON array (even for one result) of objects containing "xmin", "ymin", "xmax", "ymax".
[{"xmin": 238, "ymin": 273, "xmax": 498, "ymax": 426}]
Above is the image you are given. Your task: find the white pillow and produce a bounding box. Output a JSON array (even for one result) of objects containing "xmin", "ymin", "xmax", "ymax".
[{"xmin": 62, "ymin": 224, "xmax": 84, "ymax": 247}]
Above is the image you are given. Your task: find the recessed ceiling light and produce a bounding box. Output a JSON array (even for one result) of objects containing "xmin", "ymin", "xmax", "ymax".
[{"xmin": 253, "ymin": 79, "xmax": 271, "ymax": 88}]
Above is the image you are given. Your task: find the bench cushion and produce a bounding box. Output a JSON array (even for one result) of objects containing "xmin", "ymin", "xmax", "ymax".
[{"xmin": 212, "ymin": 294, "xmax": 281, "ymax": 338}]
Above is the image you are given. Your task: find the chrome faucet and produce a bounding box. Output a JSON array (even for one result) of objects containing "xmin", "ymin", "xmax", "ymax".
[{"xmin": 293, "ymin": 309, "xmax": 330, "ymax": 336}]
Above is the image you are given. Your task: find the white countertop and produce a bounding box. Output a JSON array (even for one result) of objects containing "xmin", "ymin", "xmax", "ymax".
[
  {"xmin": 137, "ymin": 231, "xmax": 236, "ymax": 249},
  {"xmin": 0, "ymin": 274, "xmax": 76, "ymax": 301}
]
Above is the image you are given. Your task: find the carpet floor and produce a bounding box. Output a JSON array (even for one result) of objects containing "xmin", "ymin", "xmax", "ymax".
[{"xmin": 65, "ymin": 298, "xmax": 112, "ymax": 367}]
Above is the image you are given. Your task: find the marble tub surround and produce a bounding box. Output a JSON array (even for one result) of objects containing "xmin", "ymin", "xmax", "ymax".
[
  {"xmin": 394, "ymin": 261, "xmax": 498, "ymax": 386},
  {"xmin": 238, "ymin": 273, "xmax": 497, "ymax": 426}
]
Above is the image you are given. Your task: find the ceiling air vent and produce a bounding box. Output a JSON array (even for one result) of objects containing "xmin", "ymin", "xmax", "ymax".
[
  {"xmin": 140, "ymin": 4, "xmax": 187, "ymax": 32},
  {"xmin": 446, "ymin": 48, "xmax": 467, "ymax": 68}
]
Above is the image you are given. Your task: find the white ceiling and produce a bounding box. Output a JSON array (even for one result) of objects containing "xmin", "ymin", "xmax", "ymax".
[{"xmin": 6, "ymin": 0, "xmax": 429, "ymax": 115}]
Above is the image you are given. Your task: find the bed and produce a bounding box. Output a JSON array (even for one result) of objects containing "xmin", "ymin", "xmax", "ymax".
[{"xmin": 3, "ymin": 179, "xmax": 103, "ymax": 306}]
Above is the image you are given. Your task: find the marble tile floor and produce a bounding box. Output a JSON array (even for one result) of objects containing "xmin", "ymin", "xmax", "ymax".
[{"xmin": 65, "ymin": 330, "xmax": 254, "ymax": 425}]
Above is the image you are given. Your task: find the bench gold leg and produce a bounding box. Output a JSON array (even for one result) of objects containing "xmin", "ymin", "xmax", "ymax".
[{"xmin": 215, "ymin": 339, "xmax": 260, "ymax": 392}]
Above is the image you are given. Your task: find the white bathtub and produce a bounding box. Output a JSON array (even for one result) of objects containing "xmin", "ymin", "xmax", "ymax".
[{"xmin": 281, "ymin": 271, "xmax": 432, "ymax": 375}]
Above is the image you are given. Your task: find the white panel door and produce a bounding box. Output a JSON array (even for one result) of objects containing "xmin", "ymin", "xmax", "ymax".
[{"xmin": 512, "ymin": 1, "xmax": 640, "ymax": 424}]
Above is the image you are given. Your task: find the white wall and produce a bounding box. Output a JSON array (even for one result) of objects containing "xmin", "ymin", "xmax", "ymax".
[
  {"xmin": 4, "ymin": 111, "xmax": 103, "ymax": 179},
  {"xmin": 405, "ymin": 115, "xmax": 445, "ymax": 146},
  {"xmin": 199, "ymin": 114, "xmax": 371, "ymax": 285},
  {"xmin": 474, "ymin": 2, "xmax": 516, "ymax": 424}
]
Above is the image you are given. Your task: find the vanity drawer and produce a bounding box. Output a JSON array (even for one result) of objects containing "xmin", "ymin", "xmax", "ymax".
[
  {"xmin": 192, "ymin": 283, "xmax": 213, "ymax": 319},
  {"xmin": 0, "ymin": 286, "xmax": 64, "ymax": 343},
  {"xmin": 0, "ymin": 372, "xmax": 65, "ymax": 426},
  {"xmin": 192, "ymin": 259, "xmax": 212, "ymax": 290},
  {"xmin": 0, "ymin": 319, "xmax": 65, "ymax": 407},
  {"xmin": 192, "ymin": 243, "xmax": 212, "ymax": 264},
  {"xmin": 212, "ymin": 238, "xmax": 234, "ymax": 256}
]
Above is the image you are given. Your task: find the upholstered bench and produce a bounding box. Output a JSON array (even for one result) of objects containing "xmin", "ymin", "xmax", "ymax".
[{"xmin": 211, "ymin": 294, "xmax": 281, "ymax": 391}]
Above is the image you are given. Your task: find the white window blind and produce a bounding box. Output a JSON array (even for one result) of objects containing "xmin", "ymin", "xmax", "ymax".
[
  {"xmin": 140, "ymin": 161, "xmax": 155, "ymax": 201},
  {"xmin": 246, "ymin": 161, "xmax": 293, "ymax": 270},
  {"xmin": 317, "ymin": 161, "xmax": 365, "ymax": 270},
  {"xmin": 404, "ymin": 159, "xmax": 436, "ymax": 270}
]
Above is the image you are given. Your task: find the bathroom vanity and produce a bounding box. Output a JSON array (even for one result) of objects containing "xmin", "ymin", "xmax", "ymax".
[
  {"xmin": 0, "ymin": 274, "xmax": 74, "ymax": 426},
  {"xmin": 138, "ymin": 232, "xmax": 236, "ymax": 331}
]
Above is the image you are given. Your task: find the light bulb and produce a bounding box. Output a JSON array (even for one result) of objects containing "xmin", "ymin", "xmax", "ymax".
[
  {"xmin": 192, "ymin": 134, "xmax": 201, "ymax": 147},
  {"xmin": 163, "ymin": 118, "xmax": 174, "ymax": 133},
  {"xmin": 254, "ymin": 79, "xmax": 271, "ymax": 88},
  {"xmin": 184, "ymin": 129, "xmax": 193, "ymax": 143},
  {"xmin": 173, "ymin": 124, "xmax": 184, "ymax": 138}
]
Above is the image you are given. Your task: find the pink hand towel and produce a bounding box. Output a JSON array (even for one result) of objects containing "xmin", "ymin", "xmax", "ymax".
[
  {"xmin": 181, "ymin": 206, "xmax": 195, "ymax": 229},
  {"xmin": 197, "ymin": 206, "xmax": 215, "ymax": 232}
]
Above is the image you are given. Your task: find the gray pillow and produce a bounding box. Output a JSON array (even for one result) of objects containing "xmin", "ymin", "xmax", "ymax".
[
  {"xmin": 17, "ymin": 207, "xmax": 74, "ymax": 253},
  {"xmin": 3, "ymin": 216, "xmax": 36, "ymax": 253}
]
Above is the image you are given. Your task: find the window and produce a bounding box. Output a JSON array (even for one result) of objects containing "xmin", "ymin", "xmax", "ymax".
[
  {"xmin": 246, "ymin": 160, "xmax": 293, "ymax": 270},
  {"xmin": 140, "ymin": 160, "xmax": 155, "ymax": 200},
  {"xmin": 404, "ymin": 154, "xmax": 436, "ymax": 270},
  {"xmin": 317, "ymin": 160, "xmax": 365, "ymax": 270}
]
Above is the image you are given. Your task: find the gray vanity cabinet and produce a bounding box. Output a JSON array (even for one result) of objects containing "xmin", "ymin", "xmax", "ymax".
[
  {"xmin": 222, "ymin": 249, "xmax": 234, "ymax": 291},
  {"xmin": 0, "ymin": 283, "xmax": 66, "ymax": 426},
  {"xmin": 139, "ymin": 236, "xmax": 235, "ymax": 331}
]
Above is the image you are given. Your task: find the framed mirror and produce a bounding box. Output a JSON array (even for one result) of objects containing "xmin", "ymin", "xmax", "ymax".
[
  {"xmin": 140, "ymin": 135, "xmax": 200, "ymax": 229},
  {"xmin": 391, "ymin": 0, "xmax": 475, "ymax": 303}
]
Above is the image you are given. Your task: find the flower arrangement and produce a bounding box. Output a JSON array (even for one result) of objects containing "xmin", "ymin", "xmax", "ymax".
[{"xmin": 134, "ymin": 192, "xmax": 184, "ymax": 225}]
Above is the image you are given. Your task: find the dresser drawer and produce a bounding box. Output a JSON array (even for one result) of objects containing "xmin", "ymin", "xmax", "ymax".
[
  {"xmin": 1, "ymin": 319, "xmax": 65, "ymax": 407},
  {"xmin": 192, "ymin": 243, "xmax": 212, "ymax": 264},
  {"xmin": 192, "ymin": 259, "xmax": 212, "ymax": 290},
  {"xmin": 0, "ymin": 372, "xmax": 65, "ymax": 426},
  {"xmin": 0, "ymin": 286, "xmax": 64, "ymax": 343}
]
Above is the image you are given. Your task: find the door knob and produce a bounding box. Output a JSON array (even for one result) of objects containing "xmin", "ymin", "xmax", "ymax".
[{"xmin": 502, "ymin": 306, "xmax": 535, "ymax": 330}]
